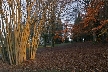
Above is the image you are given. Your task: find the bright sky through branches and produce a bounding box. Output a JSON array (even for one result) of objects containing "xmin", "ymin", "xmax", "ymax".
[
  {"xmin": 0, "ymin": 0, "xmax": 86, "ymax": 30},
  {"xmin": 60, "ymin": 0, "xmax": 85, "ymax": 24}
]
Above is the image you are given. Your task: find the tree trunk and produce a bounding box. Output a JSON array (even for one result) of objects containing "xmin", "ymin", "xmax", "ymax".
[{"xmin": 93, "ymin": 32, "xmax": 97, "ymax": 42}]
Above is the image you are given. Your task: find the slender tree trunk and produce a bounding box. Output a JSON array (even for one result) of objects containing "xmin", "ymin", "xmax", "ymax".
[{"xmin": 93, "ymin": 31, "xmax": 97, "ymax": 42}]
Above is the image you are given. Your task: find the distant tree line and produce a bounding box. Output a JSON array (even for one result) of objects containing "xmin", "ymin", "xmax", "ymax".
[{"xmin": 72, "ymin": 1, "xmax": 108, "ymax": 43}]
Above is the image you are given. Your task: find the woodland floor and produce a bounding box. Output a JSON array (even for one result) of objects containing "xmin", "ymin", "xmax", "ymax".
[{"xmin": 0, "ymin": 42, "xmax": 108, "ymax": 72}]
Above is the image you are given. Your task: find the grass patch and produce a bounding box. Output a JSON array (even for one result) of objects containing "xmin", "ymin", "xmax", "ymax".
[{"xmin": 38, "ymin": 42, "xmax": 71, "ymax": 48}]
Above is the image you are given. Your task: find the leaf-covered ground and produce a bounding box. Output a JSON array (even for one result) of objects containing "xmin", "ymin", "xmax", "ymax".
[{"xmin": 0, "ymin": 42, "xmax": 108, "ymax": 72}]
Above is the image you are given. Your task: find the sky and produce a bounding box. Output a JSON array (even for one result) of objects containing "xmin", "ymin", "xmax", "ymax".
[
  {"xmin": 0, "ymin": 0, "xmax": 86, "ymax": 31},
  {"xmin": 60, "ymin": 0, "xmax": 85, "ymax": 24}
]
